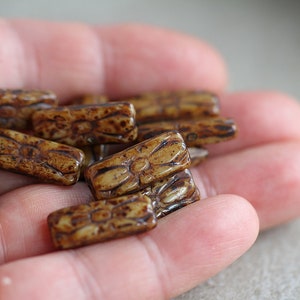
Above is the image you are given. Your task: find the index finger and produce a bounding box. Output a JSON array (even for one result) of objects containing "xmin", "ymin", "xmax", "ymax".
[{"xmin": 0, "ymin": 19, "xmax": 227, "ymax": 101}]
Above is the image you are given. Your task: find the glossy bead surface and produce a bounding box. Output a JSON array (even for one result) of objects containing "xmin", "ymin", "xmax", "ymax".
[
  {"xmin": 0, "ymin": 128, "xmax": 84, "ymax": 185},
  {"xmin": 32, "ymin": 103, "xmax": 138, "ymax": 146},
  {"xmin": 0, "ymin": 89, "xmax": 58, "ymax": 130},
  {"xmin": 85, "ymin": 131, "xmax": 191, "ymax": 200},
  {"xmin": 48, "ymin": 193, "xmax": 157, "ymax": 249}
]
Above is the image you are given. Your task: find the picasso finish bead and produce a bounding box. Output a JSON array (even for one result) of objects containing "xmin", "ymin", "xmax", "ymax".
[
  {"xmin": 123, "ymin": 90, "xmax": 220, "ymax": 124},
  {"xmin": 142, "ymin": 169, "xmax": 200, "ymax": 218},
  {"xmin": 84, "ymin": 131, "xmax": 191, "ymax": 200},
  {"xmin": 0, "ymin": 128, "xmax": 84, "ymax": 185},
  {"xmin": 137, "ymin": 118, "xmax": 237, "ymax": 147},
  {"xmin": 32, "ymin": 103, "xmax": 138, "ymax": 146},
  {"xmin": 0, "ymin": 89, "xmax": 58, "ymax": 130},
  {"xmin": 47, "ymin": 193, "xmax": 157, "ymax": 249}
]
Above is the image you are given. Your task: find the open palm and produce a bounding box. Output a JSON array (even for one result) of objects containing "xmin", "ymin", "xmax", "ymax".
[{"xmin": 1, "ymin": 20, "xmax": 300, "ymax": 299}]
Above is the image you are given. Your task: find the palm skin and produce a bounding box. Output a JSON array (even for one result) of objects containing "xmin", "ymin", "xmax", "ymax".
[{"xmin": 1, "ymin": 20, "xmax": 300, "ymax": 299}]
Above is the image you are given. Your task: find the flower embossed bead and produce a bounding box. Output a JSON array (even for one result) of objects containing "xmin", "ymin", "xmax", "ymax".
[
  {"xmin": 84, "ymin": 131, "xmax": 191, "ymax": 200},
  {"xmin": 0, "ymin": 89, "xmax": 58, "ymax": 130},
  {"xmin": 47, "ymin": 193, "xmax": 157, "ymax": 249},
  {"xmin": 141, "ymin": 169, "xmax": 200, "ymax": 218},
  {"xmin": 137, "ymin": 118, "xmax": 237, "ymax": 147},
  {"xmin": 32, "ymin": 103, "xmax": 138, "ymax": 147},
  {"xmin": 0, "ymin": 128, "xmax": 85, "ymax": 185},
  {"xmin": 122, "ymin": 90, "xmax": 220, "ymax": 124}
]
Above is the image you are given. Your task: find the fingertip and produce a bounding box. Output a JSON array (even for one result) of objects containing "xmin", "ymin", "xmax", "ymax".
[
  {"xmin": 205, "ymin": 90, "xmax": 300, "ymax": 155},
  {"xmin": 160, "ymin": 193, "xmax": 259, "ymax": 260},
  {"xmin": 151, "ymin": 194, "xmax": 259, "ymax": 297},
  {"xmin": 97, "ymin": 23, "xmax": 228, "ymax": 97},
  {"xmin": 0, "ymin": 19, "xmax": 228, "ymax": 101},
  {"xmin": 0, "ymin": 193, "xmax": 259, "ymax": 300},
  {"xmin": 208, "ymin": 194, "xmax": 260, "ymax": 247},
  {"xmin": 221, "ymin": 90, "xmax": 300, "ymax": 117}
]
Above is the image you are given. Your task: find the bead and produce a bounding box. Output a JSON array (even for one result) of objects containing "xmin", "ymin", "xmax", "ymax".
[
  {"xmin": 47, "ymin": 193, "xmax": 157, "ymax": 249},
  {"xmin": 0, "ymin": 89, "xmax": 58, "ymax": 130},
  {"xmin": 141, "ymin": 169, "xmax": 200, "ymax": 218},
  {"xmin": 32, "ymin": 103, "xmax": 138, "ymax": 146},
  {"xmin": 84, "ymin": 131, "xmax": 191, "ymax": 200},
  {"xmin": 122, "ymin": 90, "xmax": 220, "ymax": 124},
  {"xmin": 0, "ymin": 128, "xmax": 84, "ymax": 185},
  {"xmin": 137, "ymin": 118, "xmax": 237, "ymax": 147}
]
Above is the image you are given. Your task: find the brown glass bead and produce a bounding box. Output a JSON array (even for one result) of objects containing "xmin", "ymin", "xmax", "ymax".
[
  {"xmin": 121, "ymin": 90, "xmax": 220, "ymax": 124},
  {"xmin": 47, "ymin": 193, "xmax": 157, "ymax": 249},
  {"xmin": 141, "ymin": 169, "xmax": 200, "ymax": 218},
  {"xmin": 0, "ymin": 128, "xmax": 84, "ymax": 185},
  {"xmin": 0, "ymin": 89, "xmax": 58, "ymax": 130},
  {"xmin": 32, "ymin": 103, "xmax": 138, "ymax": 147},
  {"xmin": 137, "ymin": 118, "xmax": 237, "ymax": 147},
  {"xmin": 84, "ymin": 131, "xmax": 191, "ymax": 200}
]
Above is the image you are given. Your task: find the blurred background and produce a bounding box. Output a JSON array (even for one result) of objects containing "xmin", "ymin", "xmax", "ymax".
[
  {"xmin": 1, "ymin": 0, "xmax": 300, "ymax": 99},
  {"xmin": 1, "ymin": 1, "xmax": 300, "ymax": 299}
]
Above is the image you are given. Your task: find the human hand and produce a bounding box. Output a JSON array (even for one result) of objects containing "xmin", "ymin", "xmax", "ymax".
[{"xmin": 1, "ymin": 20, "xmax": 300, "ymax": 299}]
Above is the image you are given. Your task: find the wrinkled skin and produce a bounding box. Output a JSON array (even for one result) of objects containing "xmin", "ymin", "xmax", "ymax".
[{"xmin": 1, "ymin": 19, "xmax": 300, "ymax": 300}]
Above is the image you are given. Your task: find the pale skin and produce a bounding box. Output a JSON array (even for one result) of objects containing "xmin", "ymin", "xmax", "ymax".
[{"xmin": 1, "ymin": 19, "xmax": 300, "ymax": 299}]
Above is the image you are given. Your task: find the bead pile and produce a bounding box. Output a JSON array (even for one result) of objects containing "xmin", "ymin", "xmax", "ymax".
[{"xmin": 0, "ymin": 89, "xmax": 237, "ymax": 249}]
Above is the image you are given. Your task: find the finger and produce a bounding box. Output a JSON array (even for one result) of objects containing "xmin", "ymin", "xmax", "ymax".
[
  {"xmin": 0, "ymin": 19, "xmax": 226, "ymax": 192},
  {"xmin": 0, "ymin": 19, "xmax": 227, "ymax": 101},
  {"xmin": 0, "ymin": 182, "xmax": 91, "ymax": 263},
  {"xmin": 2, "ymin": 91, "xmax": 300, "ymax": 195},
  {"xmin": 208, "ymin": 91, "xmax": 300, "ymax": 156},
  {"xmin": 193, "ymin": 141, "xmax": 300, "ymax": 229},
  {"xmin": 0, "ymin": 195, "xmax": 258, "ymax": 299},
  {"xmin": 0, "ymin": 171, "xmax": 38, "ymax": 195}
]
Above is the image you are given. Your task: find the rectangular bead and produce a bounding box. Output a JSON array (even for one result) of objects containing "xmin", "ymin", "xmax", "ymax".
[
  {"xmin": 0, "ymin": 89, "xmax": 58, "ymax": 130},
  {"xmin": 141, "ymin": 169, "xmax": 200, "ymax": 218},
  {"xmin": 123, "ymin": 90, "xmax": 220, "ymax": 123},
  {"xmin": 137, "ymin": 118, "xmax": 237, "ymax": 147},
  {"xmin": 47, "ymin": 193, "xmax": 157, "ymax": 249},
  {"xmin": 32, "ymin": 103, "xmax": 138, "ymax": 147},
  {"xmin": 84, "ymin": 131, "xmax": 191, "ymax": 200},
  {"xmin": 0, "ymin": 128, "xmax": 84, "ymax": 185}
]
